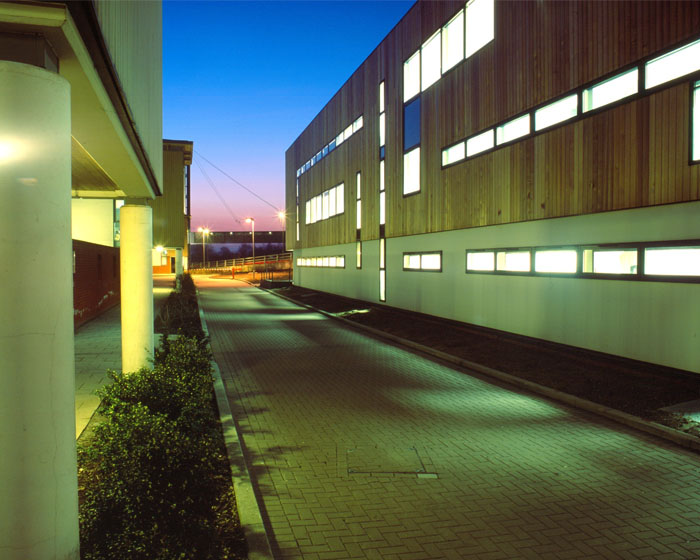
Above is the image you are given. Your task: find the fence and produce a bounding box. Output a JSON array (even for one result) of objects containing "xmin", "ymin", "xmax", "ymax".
[{"xmin": 188, "ymin": 252, "xmax": 293, "ymax": 282}]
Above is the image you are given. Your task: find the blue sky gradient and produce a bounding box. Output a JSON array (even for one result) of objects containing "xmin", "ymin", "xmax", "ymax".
[{"xmin": 163, "ymin": 0, "xmax": 413, "ymax": 231}]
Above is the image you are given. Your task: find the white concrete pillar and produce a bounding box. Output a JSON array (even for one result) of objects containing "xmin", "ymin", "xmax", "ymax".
[
  {"xmin": 175, "ymin": 248, "xmax": 183, "ymax": 275},
  {"xmin": 120, "ymin": 204, "xmax": 154, "ymax": 372},
  {"xmin": 0, "ymin": 61, "xmax": 79, "ymax": 559}
]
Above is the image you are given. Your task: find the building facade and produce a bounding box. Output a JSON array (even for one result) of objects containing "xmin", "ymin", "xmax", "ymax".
[{"xmin": 286, "ymin": 0, "xmax": 700, "ymax": 373}]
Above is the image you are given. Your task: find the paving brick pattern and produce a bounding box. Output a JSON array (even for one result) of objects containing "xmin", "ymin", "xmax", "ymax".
[{"xmin": 196, "ymin": 278, "xmax": 700, "ymax": 560}]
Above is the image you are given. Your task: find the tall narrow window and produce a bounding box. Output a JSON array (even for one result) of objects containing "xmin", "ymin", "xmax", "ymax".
[
  {"xmin": 403, "ymin": 51, "xmax": 420, "ymax": 102},
  {"xmin": 403, "ymin": 97, "xmax": 421, "ymax": 151},
  {"xmin": 379, "ymin": 113, "xmax": 386, "ymax": 147},
  {"xmin": 403, "ymin": 148, "xmax": 420, "ymax": 195},
  {"xmin": 379, "ymin": 238, "xmax": 386, "ymax": 302},
  {"xmin": 421, "ymin": 31, "xmax": 441, "ymax": 91},
  {"xmin": 645, "ymin": 38, "xmax": 700, "ymax": 90},
  {"xmin": 442, "ymin": 9, "xmax": 464, "ymax": 74},
  {"xmin": 694, "ymin": 81, "xmax": 700, "ymax": 162},
  {"xmin": 465, "ymin": 0, "xmax": 494, "ymax": 59},
  {"xmin": 356, "ymin": 241, "xmax": 362, "ymax": 268},
  {"xmin": 356, "ymin": 171, "xmax": 362, "ymax": 230}
]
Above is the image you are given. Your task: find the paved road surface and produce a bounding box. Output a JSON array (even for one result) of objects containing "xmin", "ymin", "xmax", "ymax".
[{"xmin": 196, "ymin": 277, "xmax": 700, "ymax": 560}]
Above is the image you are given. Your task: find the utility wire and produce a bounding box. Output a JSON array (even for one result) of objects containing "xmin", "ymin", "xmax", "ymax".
[
  {"xmin": 194, "ymin": 150, "xmax": 281, "ymax": 212},
  {"xmin": 193, "ymin": 158, "xmax": 243, "ymax": 225}
]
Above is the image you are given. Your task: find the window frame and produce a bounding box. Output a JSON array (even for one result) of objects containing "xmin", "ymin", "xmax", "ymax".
[{"xmin": 402, "ymin": 250, "xmax": 443, "ymax": 272}]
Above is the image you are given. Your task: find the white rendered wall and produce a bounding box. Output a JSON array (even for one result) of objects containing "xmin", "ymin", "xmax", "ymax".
[
  {"xmin": 295, "ymin": 202, "xmax": 700, "ymax": 373},
  {"xmin": 0, "ymin": 61, "xmax": 79, "ymax": 559},
  {"xmin": 72, "ymin": 198, "xmax": 114, "ymax": 246}
]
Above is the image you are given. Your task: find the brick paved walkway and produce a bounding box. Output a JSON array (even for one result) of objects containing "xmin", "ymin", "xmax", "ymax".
[{"xmin": 196, "ymin": 277, "xmax": 700, "ymax": 560}]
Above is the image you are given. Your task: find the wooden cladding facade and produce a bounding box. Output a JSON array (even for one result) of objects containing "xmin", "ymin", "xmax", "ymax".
[{"xmin": 286, "ymin": 0, "xmax": 700, "ymax": 250}]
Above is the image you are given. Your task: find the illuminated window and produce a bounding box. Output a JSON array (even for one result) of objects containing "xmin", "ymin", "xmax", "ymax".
[
  {"xmin": 356, "ymin": 172, "xmax": 361, "ymax": 230},
  {"xmin": 421, "ymin": 31, "xmax": 441, "ymax": 91},
  {"xmin": 496, "ymin": 250, "xmax": 530, "ymax": 272},
  {"xmin": 380, "ymin": 238, "xmax": 386, "ymax": 269},
  {"xmin": 645, "ymin": 247, "xmax": 700, "ymax": 276},
  {"xmin": 442, "ymin": 9, "xmax": 464, "ymax": 73},
  {"xmin": 535, "ymin": 250, "xmax": 577, "ymax": 274},
  {"xmin": 336, "ymin": 132, "xmax": 344, "ymax": 146},
  {"xmin": 336, "ymin": 183, "xmax": 344, "ymax": 214},
  {"xmin": 465, "ymin": 0, "xmax": 494, "ymax": 59},
  {"xmin": 298, "ymin": 255, "xmax": 346, "ymax": 268},
  {"xmin": 694, "ymin": 81, "xmax": 700, "ymax": 162},
  {"xmin": 379, "ymin": 269, "xmax": 386, "ymax": 301},
  {"xmin": 404, "ymin": 97, "xmax": 421, "ymax": 151},
  {"xmin": 296, "ymin": 223, "xmax": 299, "ymax": 241},
  {"xmin": 379, "ymin": 113, "xmax": 386, "ymax": 147},
  {"xmin": 442, "ymin": 141, "xmax": 466, "ymax": 166},
  {"xmin": 379, "ymin": 191, "xmax": 386, "ymax": 225},
  {"xmin": 467, "ymin": 251, "xmax": 495, "ymax": 271},
  {"xmin": 466, "ymin": 129, "xmax": 494, "ymax": 157},
  {"xmin": 535, "ymin": 94, "xmax": 578, "ymax": 131},
  {"xmin": 353, "ymin": 115, "xmax": 363, "ymax": 132},
  {"xmin": 379, "ymin": 81, "xmax": 385, "ymax": 113},
  {"xmin": 403, "ymin": 147, "xmax": 421, "ymax": 195},
  {"xmin": 379, "ymin": 160, "xmax": 385, "ymax": 192},
  {"xmin": 356, "ymin": 241, "xmax": 362, "ymax": 268},
  {"xmin": 328, "ymin": 188, "xmax": 336, "ymax": 218},
  {"xmin": 583, "ymin": 249, "xmax": 638, "ymax": 274},
  {"xmin": 404, "ymin": 50, "xmax": 420, "ymax": 102},
  {"xmin": 583, "ymin": 68, "xmax": 638, "ymax": 112},
  {"xmin": 322, "ymin": 191, "xmax": 329, "ymax": 220},
  {"xmin": 645, "ymin": 38, "xmax": 700, "ymax": 90},
  {"xmin": 403, "ymin": 251, "xmax": 442, "ymax": 271},
  {"xmin": 356, "ymin": 200, "xmax": 362, "ymax": 229},
  {"xmin": 496, "ymin": 114, "xmax": 530, "ymax": 145}
]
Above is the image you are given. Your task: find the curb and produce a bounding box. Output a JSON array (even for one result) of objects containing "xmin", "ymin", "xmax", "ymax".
[
  {"xmin": 198, "ymin": 304, "xmax": 274, "ymax": 560},
  {"xmin": 267, "ymin": 288, "xmax": 700, "ymax": 454}
]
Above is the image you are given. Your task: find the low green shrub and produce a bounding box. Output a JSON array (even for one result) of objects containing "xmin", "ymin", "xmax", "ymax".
[
  {"xmin": 78, "ymin": 336, "xmax": 246, "ymax": 560},
  {"xmin": 155, "ymin": 274, "xmax": 204, "ymax": 339}
]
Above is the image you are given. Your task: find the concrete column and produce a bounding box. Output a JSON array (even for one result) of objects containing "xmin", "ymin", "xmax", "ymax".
[
  {"xmin": 120, "ymin": 204, "xmax": 154, "ymax": 372},
  {"xmin": 175, "ymin": 248, "xmax": 183, "ymax": 275},
  {"xmin": 0, "ymin": 61, "xmax": 79, "ymax": 559}
]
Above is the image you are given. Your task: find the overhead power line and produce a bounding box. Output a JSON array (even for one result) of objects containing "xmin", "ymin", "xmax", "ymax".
[
  {"xmin": 194, "ymin": 150, "xmax": 280, "ymax": 212},
  {"xmin": 193, "ymin": 158, "xmax": 243, "ymax": 225}
]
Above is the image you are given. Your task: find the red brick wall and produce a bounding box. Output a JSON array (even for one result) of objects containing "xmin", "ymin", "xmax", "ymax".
[{"xmin": 73, "ymin": 240, "xmax": 120, "ymax": 329}]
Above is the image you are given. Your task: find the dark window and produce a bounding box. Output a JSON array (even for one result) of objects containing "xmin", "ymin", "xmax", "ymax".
[{"xmin": 404, "ymin": 97, "xmax": 421, "ymax": 151}]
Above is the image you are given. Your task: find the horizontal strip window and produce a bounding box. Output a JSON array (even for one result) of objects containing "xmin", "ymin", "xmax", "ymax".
[
  {"xmin": 297, "ymin": 255, "xmax": 345, "ymax": 268},
  {"xmin": 442, "ymin": 34, "xmax": 700, "ymax": 169},
  {"xmin": 403, "ymin": 251, "xmax": 442, "ymax": 272},
  {"xmin": 466, "ymin": 240, "xmax": 700, "ymax": 282},
  {"xmin": 296, "ymin": 115, "xmax": 363, "ymax": 178},
  {"xmin": 305, "ymin": 183, "xmax": 344, "ymax": 225}
]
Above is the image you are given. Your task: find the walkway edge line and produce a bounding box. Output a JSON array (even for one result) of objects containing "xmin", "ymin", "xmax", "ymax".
[
  {"xmin": 198, "ymin": 304, "xmax": 274, "ymax": 560},
  {"xmin": 269, "ymin": 289, "xmax": 700, "ymax": 454}
]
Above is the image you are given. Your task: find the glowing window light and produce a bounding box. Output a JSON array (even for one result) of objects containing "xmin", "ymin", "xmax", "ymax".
[
  {"xmin": 379, "ymin": 81, "xmax": 385, "ymax": 113},
  {"xmin": 421, "ymin": 30, "xmax": 441, "ymax": 91},
  {"xmin": 379, "ymin": 191, "xmax": 386, "ymax": 225},
  {"xmin": 404, "ymin": 254, "xmax": 421, "ymax": 269},
  {"xmin": 496, "ymin": 114, "xmax": 530, "ymax": 145},
  {"xmin": 421, "ymin": 253, "xmax": 441, "ymax": 270},
  {"xmin": 353, "ymin": 115, "xmax": 363, "ymax": 132},
  {"xmin": 328, "ymin": 187, "xmax": 336, "ymax": 218},
  {"xmin": 466, "ymin": 129, "xmax": 494, "ymax": 157},
  {"xmin": 535, "ymin": 250, "xmax": 577, "ymax": 273},
  {"xmin": 305, "ymin": 200, "xmax": 311, "ymax": 224},
  {"xmin": 442, "ymin": 142, "xmax": 466, "ymax": 166},
  {"xmin": 338, "ymin": 256, "xmax": 345, "ymax": 268},
  {"xmin": 535, "ymin": 94, "xmax": 578, "ymax": 131},
  {"xmin": 496, "ymin": 251, "xmax": 530, "ymax": 272},
  {"xmin": 467, "ymin": 251, "xmax": 495, "ymax": 271},
  {"xmin": 645, "ymin": 38, "xmax": 700, "ymax": 89},
  {"xmin": 379, "ymin": 269, "xmax": 386, "ymax": 301},
  {"xmin": 465, "ymin": 0, "xmax": 494, "ymax": 59},
  {"xmin": 403, "ymin": 147, "xmax": 421, "ymax": 194},
  {"xmin": 296, "ymin": 223, "xmax": 299, "ymax": 241},
  {"xmin": 379, "ymin": 113, "xmax": 386, "ymax": 147},
  {"xmin": 322, "ymin": 191, "xmax": 330, "ymax": 220},
  {"xmin": 583, "ymin": 249, "xmax": 638, "ymax": 274},
  {"xmin": 694, "ymin": 81, "xmax": 700, "ymax": 162},
  {"xmin": 645, "ymin": 247, "xmax": 700, "ymax": 276},
  {"xmin": 357, "ymin": 242, "xmax": 362, "ymax": 268},
  {"xmin": 344, "ymin": 124, "xmax": 353, "ymax": 140},
  {"xmin": 336, "ymin": 132, "xmax": 344, "ymax": 147},
  {"xmin": 315, "ymin": 195, "xmax": 322, "ymax": 222},
  {"xmin": 356, "ymin": 200, "xmax": 362, "ymax": 229},
  {"xmin": 380, "ymin": 238, "xmax": 386, "ymax": 269},
  {"xmin": 442, "ymin": 9, "xmax": 464, "ymax": 74},
  {"xmin": 583, "ymin": 68, "xmax": 638, "ymax": 113},
  {"xmin": 404, "ymin": 50, "xmax": 420, "ymax": 102},
  {"xmin": 336, "ymin": 183, "xmax": 344, "ymax": 214},
  {"xmin": 329, "ymin": 256, "xmax": 337, "ymax": 267},
  {"xmin": 322, "ymin": 257, "xmax": 329, "ymax": 267}
]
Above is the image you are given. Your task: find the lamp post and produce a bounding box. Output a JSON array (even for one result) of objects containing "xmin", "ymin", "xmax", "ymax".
[
  {"xmin": 197, "ymin": 227, "xmax": 209, "ymax": 267},
  {"xmin": 277, "ymin": 210, "xmax": 286, "ymax": 251},
  {"xmin": 245, "ymin": 217, "xmax": 255, "ymax": 280}
]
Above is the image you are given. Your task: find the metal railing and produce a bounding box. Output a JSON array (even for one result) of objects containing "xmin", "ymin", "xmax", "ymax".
[{"xmin": 189, "ymin": 251, "xmax": 293, "ymax": 276}]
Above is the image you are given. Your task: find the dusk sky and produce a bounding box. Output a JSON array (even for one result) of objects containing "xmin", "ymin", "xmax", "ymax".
[{"xmin": 162, "ymin": 0, "xmax": 413, "ymax": 231}]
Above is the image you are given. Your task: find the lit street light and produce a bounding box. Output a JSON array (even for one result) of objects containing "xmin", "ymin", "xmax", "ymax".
[
  {"xmin": 244, "ymin": 218, "xmax": 255, "ymax": 262},
  {"xmin": 277, "ymin": 210, "xmax": 286, "ymax": 250},
  {"xmin": 197, "ymin": 226, "xmax": 210, "ymax": 267}
]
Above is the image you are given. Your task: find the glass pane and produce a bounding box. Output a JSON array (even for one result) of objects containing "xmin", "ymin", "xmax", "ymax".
[
  {"xmin": 467, "ymin": 251, "xmax": 495, "ymax": 271},
  {"xmin": 591, "ymin": 249, "xmax": 638, "ymax": 274},
  {"xmin": 321, "ymin": 191, "xmax": 329, "ymax": 220},
  {"xmin": 403, "ymin": 147, "xmax": 421, "ymax": 195},
  {"xmin": 379, "ymin": 81, "xmax": 385, "ymax": 113},
  {"xmin": 356, "ymin": 241, "xmax": 362, "ymax": 268},
  {"xmin": 356, "ymin": 172, "xmax": 361, "ymax": 199},
  {"xmin": 421, "ymin": 31, "xmax": 441, "ymax": 91},
  {"xmin": 329, "ymin": 256, "xmax": 337, "ymax": 267},
  {"xmin": 356, "ymin": 200, "xmax": 362, "ymax": 229},
  {"xmin": 316, "ymin": 196, "xmax": 322, "ymax": 222},
  {"xmin": 442, "ymin": 9, "xmax": 464, "ymax": 73},
  {"xmin": 442, "ymin": 142, "xmax": 466, "ymax": 166},
  {"xmin": 465, "ymin": 0, "xmax": 494, "ymax": 58},
  {"xmin": 379, "ymin": 191, "xmax": 386, "ymax": 225},
  {"xmin": 305, "ymin": 200, "xmax": 310, "ymax": 224},
  {"xmin": 466, "ymin": 129, "xmax": 494, "ymax": 157},
  {"xmin": 645, "ymin": 247, "xmax": 700, "ymax": 276},
  {"xmin": 404, "ymin": 254, "xmax": 420, "ymax": 269},
  {"xmin": 497, "ymin": 251, "xmax": 530, "ymax": 272},
  {"xmin": 694, "ymin": 82, "xmax": 700, "ymax": 161},
  {"xmin": 535, "ymin": 94, "xmax": 578, "ymax": 131},
  {"xmin": 353, "ymin": 115, "xmax": 363, "ymax": 132},
  {"xmin": 344, "ymin": 124, "xmax": 353, "ymax": 140},
  {"xmin": 379, "ymin": 160, "xmax": 385, "ymax": 192},
  {"xmin": 380, "ymin": 239, "xmax": 386, "ymax": 269},
  {"xmin": 535, "ymin": 250, "xmax": 577, "ymax": 273},
  {"xmin": 583, "ymin": 68, "xmax": 638, "ymax": 112},
  {"xmin": 336, "ymin": 183, "xmax": 344, "ymax": 214},
  {"xmin": 296, "ymin": 223, "xmax": 299, "ymax": 241},
  {"xmin": 421, "ymin": 253, "xmax": 441, "ymax": 270},
  {"xmin": 380, "ymin": 269, "xmax": 386, "ymax": 301},
  {"xmin": 403, "ymin": 97, "xmax": 421, "ymax": 151},
  {"xmin": 379, "ymin": 113, "xmax": 386, "ymax": 147},
  {"xmin": 645, "ymin": 38, "xmax": 700, "ymax": 89},
  {"xmin": 336, "ymin": 132, "xmax": 344, "ymax": 146},
  {"xmin": 322, "ymin": 257, "xmax": 329, "ymax": 267},
  {"xmin": 404, "ymin": 50, "xmax": 420, "ymax": 102},
  {"xmin": 496, "ymin": 114, "xmax": 530, "ymax": 145},
  {"xmin": 338, "ymin": 256, "xmax": 345, "ymax": 268}
]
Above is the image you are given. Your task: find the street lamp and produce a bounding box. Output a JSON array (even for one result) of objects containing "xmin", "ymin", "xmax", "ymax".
[
  {"xmin": 197, "ymin": 227, "xmax": 210, "ymax": 267},
  {"xmin": 277, "ymin": 210, "xmax": 286, "ymax": 250},
  {"xmin": 244, "ymin": 218, "xmax": 255, "ymax": 262}
]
